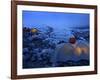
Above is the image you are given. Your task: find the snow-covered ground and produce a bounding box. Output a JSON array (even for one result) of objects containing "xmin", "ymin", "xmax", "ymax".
[{"xmin": 23, "ymin": 25, "xmax": 90, "ymax": 68}]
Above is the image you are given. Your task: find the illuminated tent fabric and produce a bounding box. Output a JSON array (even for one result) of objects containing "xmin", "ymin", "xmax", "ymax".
[
  {"xmin": 51, "ymin": 40, "xmax": 89, "ymax": 65},
  {"xmin": 31, "ymin": 28, "xmax": 38, "ymax": 33}
]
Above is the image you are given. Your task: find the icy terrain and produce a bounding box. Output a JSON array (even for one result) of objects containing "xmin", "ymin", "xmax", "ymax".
[{"xmin": 23, "ymin": 25, "xmax": 89, "ymax": 68}]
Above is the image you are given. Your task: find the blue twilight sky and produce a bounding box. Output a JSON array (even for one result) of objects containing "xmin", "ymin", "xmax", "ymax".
[{"xmin": 22, "ymin": 11, "xmax": 90, "ymax": 29}]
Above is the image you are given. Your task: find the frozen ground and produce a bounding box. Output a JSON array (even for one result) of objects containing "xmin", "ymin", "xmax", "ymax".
[{"xmin": 23, "ymin": 25, "xmax": 89, "ymax": 68}]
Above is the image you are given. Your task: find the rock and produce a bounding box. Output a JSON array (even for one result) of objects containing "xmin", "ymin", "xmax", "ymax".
[
  {"xmin": 23, "ymin": 52, "xmax": 31, "ymax": 61},
  {"xmin": 31, "ymin": 53, "xmax": 38, "ymax": 62},
  {"xmin": 23, "ymin": 48, "xmax": 29, "ymax": 54}
]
